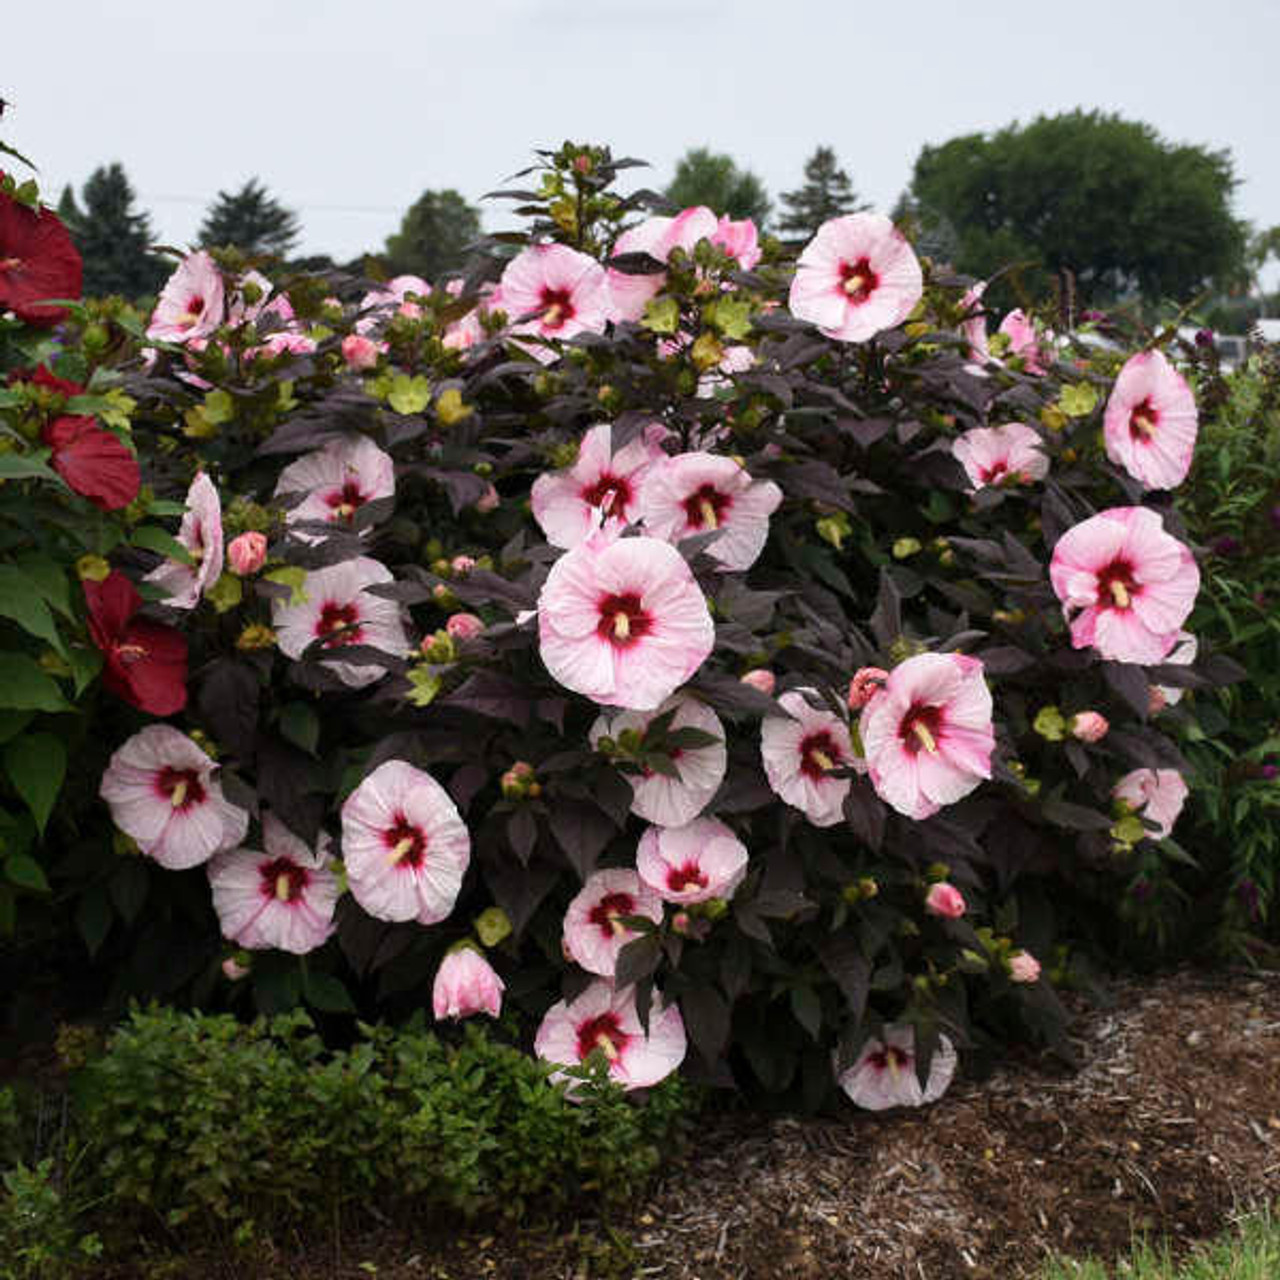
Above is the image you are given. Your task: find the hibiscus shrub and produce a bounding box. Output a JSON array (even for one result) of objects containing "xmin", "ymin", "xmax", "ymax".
[{"xmin": 24, "ymin": 142, "xmax": 1240, "ymax": 1110}]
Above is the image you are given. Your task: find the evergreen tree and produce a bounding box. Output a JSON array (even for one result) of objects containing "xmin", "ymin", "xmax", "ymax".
[
  {"xmin": 778, "ymin": 146, "xmax": 866, "ymax": 241},
  {"xmin": 59, "ymin": 163, "xmax": 167, "ymax": 298},
  {"xmin": 665, "ymin": 148, "xmax": 770, "ymax": 227},
  {"xmin": 199, "ymin": 179, "xmax": 300, "ymax": 259},
  {"xmin": 384, "ymin": 188, "xmax": 481, "ymax": 280}
]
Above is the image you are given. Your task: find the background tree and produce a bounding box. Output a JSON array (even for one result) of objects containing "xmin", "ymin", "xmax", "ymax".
[
  {"xmin": 58, "ymin": 163, "xmax": 167, "ymax": 298},
  {"xmin": 384, "ymin": 188, "xmax": 482, "ymax": 280},
  {"xmin": 665, "ymin": 147, "xmax": 770, "ymax": 227},
  {"xmin": 777, "ymin": 146, "xmax": 867, "ymax": 241},
  {"xmin": 908, "ymin": 110, "xmax": 1249, "ymax": 306},
  {"xmin": 199, "ymin": 178, "xmax": 300, "ymax": 259}
]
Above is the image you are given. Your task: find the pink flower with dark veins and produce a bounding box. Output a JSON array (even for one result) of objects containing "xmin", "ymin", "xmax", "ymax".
[
  {"xmin": 207, "ymin": 813, "xmax": 340, "ymax": 954},
  {"xmin": 788, "ymin": 213, "xmax": 923, "ymax": 343},
  {"xmin": 562, "ymin": 867, "xmax": 663, "ymax": 978},
  {"xmin": 1103, "ymin": 349, "xmax": 1198, "ymax": 490}
]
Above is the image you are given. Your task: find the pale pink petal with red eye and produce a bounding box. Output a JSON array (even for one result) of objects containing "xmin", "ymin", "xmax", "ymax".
[
  {"xmin": 952, "ymin": 423, "xmax": 1048, "ymax": 491},
  {"xmin": 1113, "ymin": 767, "xmax": 1187, "ymax": 840},
  {"xmin": 838, "ymin": 1024, "xmax": 956, "ymax": 1110},
  {"xmin": 636, "ymin": 818, "xmax": 748, "ymax": 904},
  {"xmin": 147, "ymin": 251, "xmax": 225, "ymax": 343},
  {"xmin": 563, "ymin": 867, "xmax": 663, "ymax": 977},
  {"xmin": 998, "ymin": 310, "xmax": 1049, "ymax": 373},
  {"xmin": 761, "ymin": 690, "xmax": 855, "ymax": 828},
  {"xmin": 500, "ymin": 244, "xmax": 612, "ymax": 360},
  {"xmin": 275, "ymin": 436, "xmax": 395, "ymax": 536},
  {"xmin": 340, "ymin": 759, "xmax": 471, "ymax": 925},
  {"xmin": 145, "ymin": 471, "xmax": 224, "ymax": 609},
  {"xmin": 589, "ymin": 695, "xmax": 726, "ymax": 827},
  {"xmin": 960, "ymin": 282, "xmax": 994, "ymax": 370},
  {"xmin": 711, "ymin": 216, "xmax": 762, "ymax": 270},
  {"xmin": 1103, "ymin": 349, "xmax": 1197, "ymax": 490},
  {"xmin": 1156, "ymin": 630, "xmax": 1197, "ymax": 706}
]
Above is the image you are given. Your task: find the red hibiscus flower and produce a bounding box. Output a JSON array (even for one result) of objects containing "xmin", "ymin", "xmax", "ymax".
[
  {"xmin": 43, "ymin": 415, "xmax": 140, "ymax": 511},
  {"xmin": 84, "ymin": 571, "xmax": 188, "ymax": 715},
  {"xmin": 0, "ymin": 192, "xmax": 82, "ymax": 327}
]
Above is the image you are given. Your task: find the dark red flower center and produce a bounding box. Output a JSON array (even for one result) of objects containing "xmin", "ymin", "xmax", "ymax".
[
  {"xmin": 580, "ymin": 472, "xmax": 632, "ymax": 516},
  {"xmin": 1129, "ymin": 398, "xmax": 1159, "ymax": 442},
  {"xmin": 868, "ymin": 1045, "xmax": 912, "ymax": 1072},
  {"xmin": 899, "ymin": 703, "xmax": 944, "ymax": 756},
  {"xmin": 597, "ymin": 592, "xmax": 652, "ymax": 648},
  {"xmin": 666, "ymin": 860, "xmax": 708, "ymax": 894},
  {"xmin": 1097, "ymin": 558, "xmax": 1138, "ymax": 610},
  {"xmin": 576, "ymin": 1011, "xmax": 629, "ymax": 1063},
  {"xmin": 540, "ymin": 287, "xmax": 575, "ymax": 331},
  {"xmin": 383, "ymin": 813, "xmax": 427, "ymax": 869},
  {"xmin": 316, "ymin": 601, "xmax": 362, "ymax": 646},
  {"xmin": 588, "ymin": 891, "xmax": 635, "ymax": 938},
  {"xmin": 259, "ymin": 856, "xmax": 310, "ymax": 903},
  {"xmin": 181, "ymin": 294, "xmax": 205, "ymax": 326},
  {"xmin": 154, "ymin": 766, "xmax": 206, "ymax": 811},
  {"xmin": 840, "ymin": 256, "xmax": 879, "ymax": 304},
  {"xmin": 325, "ymin": 479, "xmax": 367, "ymax": 522},
  {"xmin": 977, "ymin": 459, "xmax": 1010, "ymax": 485},
  {"xmin": 682, "ymin": 483, "xmax": 733, "ymax": 531},
  {"xmin": 799, "ymin": 731, "xmax": 842, "ymax": 780}
]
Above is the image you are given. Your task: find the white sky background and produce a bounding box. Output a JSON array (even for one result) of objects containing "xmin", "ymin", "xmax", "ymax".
[{"xmin": 6, "ymin": 0, "xmax": 1279, "ymax": 286}]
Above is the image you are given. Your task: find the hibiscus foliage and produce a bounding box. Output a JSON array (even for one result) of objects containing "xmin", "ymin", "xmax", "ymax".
[{"xmin": 2, "ymin": 139, "xmax": 1249, "ymax": 1109}]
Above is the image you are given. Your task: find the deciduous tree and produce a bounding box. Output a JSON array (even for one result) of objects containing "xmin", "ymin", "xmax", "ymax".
[
  {"xmin": 384, "ymin": 188, "xmax": 481, "ymax": 280},
  {"xmin": 665, "ymin": 147, "xmax": 770, "ymax": 227}
]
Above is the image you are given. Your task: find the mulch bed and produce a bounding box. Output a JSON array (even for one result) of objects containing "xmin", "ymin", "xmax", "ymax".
[{"xmin": 73, "ymin": 967, "xmax": 1280, "ymax": 1278}]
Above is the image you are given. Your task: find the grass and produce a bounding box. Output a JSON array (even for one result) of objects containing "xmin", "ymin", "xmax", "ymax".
[{"xmin": 1040, "ymin": 1206, "xmax": 1280, "ymax": 1279}]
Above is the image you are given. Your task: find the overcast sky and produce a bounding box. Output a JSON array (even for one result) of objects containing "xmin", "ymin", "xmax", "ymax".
[{"xmin": 7, "ymin": 0, "xmax": 1279, "ymax": 284}]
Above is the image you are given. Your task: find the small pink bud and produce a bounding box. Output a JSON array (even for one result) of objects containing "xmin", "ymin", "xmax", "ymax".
[
  {"xmin": 222, "ymin": 957, "xmax": 250, "ymax": 981},
  {"xmin": 446, "ymin": 612, "xmax": 484, "ymax": 641},
  {"xmin": 740, "ymin": 668, "xmax": 775, "ymax": 696},
  {"xmin": 1070, "ymin": 711, "xmax": 1109, "ymax": 743},
  {"xmin": 672, "ymin": 911, "xmax": 692, "ymax": 935},
  {"xmin": 450, "ymin": 554, "xmax": 476, "ymax": 577},
  {"xmin": 341, "ymin": 333, "xmax": 380, "ymax": 370},
  {"xmin": 1148, "ymin": 686, "xmax": 1168, "ymax": 715},
  {"xmin": 432, "ymin": 948, "xmax": 504, "ymax": 1020},
  {"xmin": 847, "ymin": 666, "xmax": 889, "ymax": 711},
  {"xmin": 1008, "ymin": 950, "xmax": 1041, "ymax": 984},
  {"xmin": 924, "ymin": 882, "xmax": 967, "ymax": 919},
  {"xmin": 475, "ymin": 483, "xmax": 499, "ymax": 513},
  {"xmin": 226, "ymin": 531, "xmax": 267, "ymax": 576}
]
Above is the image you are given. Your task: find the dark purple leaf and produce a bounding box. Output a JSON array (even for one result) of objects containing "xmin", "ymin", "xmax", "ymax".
[{"xmin": 549, "ymin": 800, "xmax": 615, "ymax": 881}]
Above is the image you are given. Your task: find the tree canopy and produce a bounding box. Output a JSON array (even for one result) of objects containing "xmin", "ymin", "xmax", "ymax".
[
  {"xmin": 58, "ymin": 163, "xmax": 167, "ymax": 299},
  {"xmin": 384, "ymin": 188, "xmax": 482, "ymax": 280},
  {"xmin": 199, "ymin": 179, "xmax": 300, "ymax": 259},
  {"xmin": 777, "ymin": 146, "xmax": 867, "ymax": 242},
  {"xmin": 908, "ymin": 110, "xmax": 1249, "ymax": 305},
  {"xmin": 665, "ymin": 147, "xmax": 770, "ymax": 227}
]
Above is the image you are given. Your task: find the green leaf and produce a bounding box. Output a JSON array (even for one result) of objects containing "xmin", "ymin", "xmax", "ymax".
[
  {"xmin": 265, "ymin": 566, "xmax": 308, "ymax": 606},
  {"xmin": 0, "ymin": 565, "xmax": 65, "ymax": 655},
  {"xmin": 0, "ymin": 655, "xmax": 69, "ymax": 711},
  {"xmin": 3, "ymin": 732, "xmax": 66, "ymax": 836},
  {"xmin": 0, "ymin": 139, "xmax": 37, "ymax": 170},
  {"xmin": 5, "ymin": 851, "xmax": 50, "ymax": 893},
  {"xmin": 0, "ymin": 884, "xmax": 14, "ymax": 935},
  {"xmin": 1057, "ymin": 383, "xmax": 1099, "ymax": 417},
  {"xmin": 0, "ymin": 452, "xmax": 59, "ymax": 482},
  {"xmin": 406, "ymin": 667, "xmax": 442, "ymax": 707},
  {"xmin": 706, "ymin": 297, "xmax": 752, "ymax": 341},
  {"xmin": 387, "ymin": 374, "xmax": 432, "ymax": 416},
  {"xmin": 278, "ymin": 701, "xmax": 320, "ymax": 756},
  {"xmin": 76, "ymin": 886, "xmax": 112, "ymax": 956},
  {"xmin": 64, "ymin": 644, "xmax": 103, "ymax": 697},
  {"xmin": 0, "ymin": 389, "xmax": 22, "ymax": 409},
  {"xmin": 130, "ymin": 525, "xmax": 194, "ymax": 564},
  {"xmin": 146, "ymin": 499, "xmax": 189, "ymax": 517},
  {"xmin": 206, "ymin": 574, "xmax": 243, "ymax": 613},
  {"xmin": 203, "ymin": 389, "xmax": 236, "ymax": 425},
  {"xmin": 13, "ymin": 555, "xmax": 72, "ymax": 617},
  {"xmin": 0, "ymin": 711, "xmax": 34, "ymax": 745},
  {"xmin": 304, "ymin": 971, "xmax": 356, "ymax": 1014},
  {"xmin": 641, "ymin": 296, "xmax": 680, "ymax": 335}
]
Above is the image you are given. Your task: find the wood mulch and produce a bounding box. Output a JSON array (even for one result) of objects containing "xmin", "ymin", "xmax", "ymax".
[{"xmin": 74, "ymin": 967, "xmax": 1280, "ymax": 1279}]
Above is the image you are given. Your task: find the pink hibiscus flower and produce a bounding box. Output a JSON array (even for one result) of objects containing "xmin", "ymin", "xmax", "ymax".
[
  {"xmin": 498, "ymin": 244, "xmax": 612, "ymax": 362},
  {"xmin": 998, "ymin": 309, "xmax": 1048, "ymax": 373},
  {"xmin": 589, "ymin": 694, "xmax": 727, "ymax": 827},
  {"xmin": 788, "ymin": 213, "xmax": 923, "ymax": 343},
  {"xmin": 340, "ymin": 759, "xmax": 471, "ymax": 925},
  {"xmin": 1103, "ymin": 349, "xmax": 1198, "ymax": 490},
  {"xmin": 531, "ymin": 421, "xmax": 668, "ymax": 550},
  {"xmin": 535, "ymin": 979, "xmax": 687, "ymax": 1093},
  {"xmin": 1112, "ymin": 767, "xmax": 1188, "ymax": 840},
  {"xmin": 711, "ymin": 216, "xmax": 762, "ymax": 270},
  {"xmin": 859, "ymin": 653, "xmax": 995, "ymax": 821},
  {"xmin": 562, "ymin": 867, "xmax": 664, "ymax": 978},
  {"xmin": 952, "ymin": 423, "xmax": 1048, "ymax": 492},
  {"xmin": 636, "ymin": 817, "xmax": 748, "ymax": 904},
  {"xmin": 355, "ymin": 275, "xmax": 431, "ymax": 333},
  {"xmin": 760, "ymin": 689, "xmax": 857, "ymax": 828},
  {"xmin": 537, "ymin": 533, "xmax": 715, "ymax": 711},
  {"xmin": 1048, "ymin": 507, "xmax": 1200, "ymax": 665},
  {"xmin": 639, "ymin": 452, "xmax": 782, "ymax": 571},
  {"xmin": 433, "ymin": 947, "xmax": 505, "ymax": 1020},
  {"xmin": 147, "ymin": 251, "xmax": 225, "ymax": 344},
  {"xmin": 274, "ymin": 436, "xmax": 396, "ymax": 536},
  {"xmin": 207, "ymin": 813, "xmax": 340, "ymax": 954},
  {"xmin": 1154, "ymin": 629, "xmax": 1197, "ymax": 707},
  {"xmin": 272, "ymin": 557, "xmax": 411, "ymax": 688},
  {"xmin": 99, "ymin": 725, "xmax": 249, "ymax": 870},
  {"xmin": 959, "ymin": 281, "xmax": 994, "ymax": 370},
  {"xmin": 144, "ymin": 472, "xmax": 224, "ymax": 609},
  {"xmin": 837, "ymin": 1024, "xmax": 957, "ymax": 1110}
]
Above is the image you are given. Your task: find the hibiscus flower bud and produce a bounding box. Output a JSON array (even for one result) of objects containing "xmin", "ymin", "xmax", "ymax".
[
  {"xmin": 1148, "ymin": 686, "xmax": 1169, "ymax": 715},
  {"xmin": 446, "ymin": 612, "xmax": 484, "ymax": 641},
  {"xmin": 1008, "ymin": 951, "xmax": 1041, "ymax": 984},
  {"xmin": 420, "ymin": 630, "xmax": 456, "ymax": 663},
  {"xmin": 739, "ymin": 668, "xmax": 775, "ymax": 695},
  {"xmin": 475, "ymin": 483, "xmax": 499, "ymax": 513},
  {"xmin": 450, "ymin": 554, "xmax": 476, "ymax": 577},
  {"xmin": 236, "ymin": 623, "xmax": 277, "ymax": 651},
  {"xmin": 924, "ymin": 882, "xmax": 967, "ymax": 919},
  {"xmin": 227, "ymin": 531, "xmax": 267, "ymax": 576},
  {"xmin": 222, "ymin": 957, "xmax": 250, "ymax": 981},
  {"xmin": 340, "ymin": 334, "xmax": 379, "ymax": 370},
  {"xmin": 846, "ymin": 667, "xmax": 889, "ymax": 711},
  {"xmin": 1070, "ymin": 711, "xmax": 1109, "ymax": 743},
  {"xmin": 432, "ymin": 947, "xmax": 504, "ymax": 1021},
  {"xmin": 501, "ymin": 761, "xmax": 537, "ymax": 799}
]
